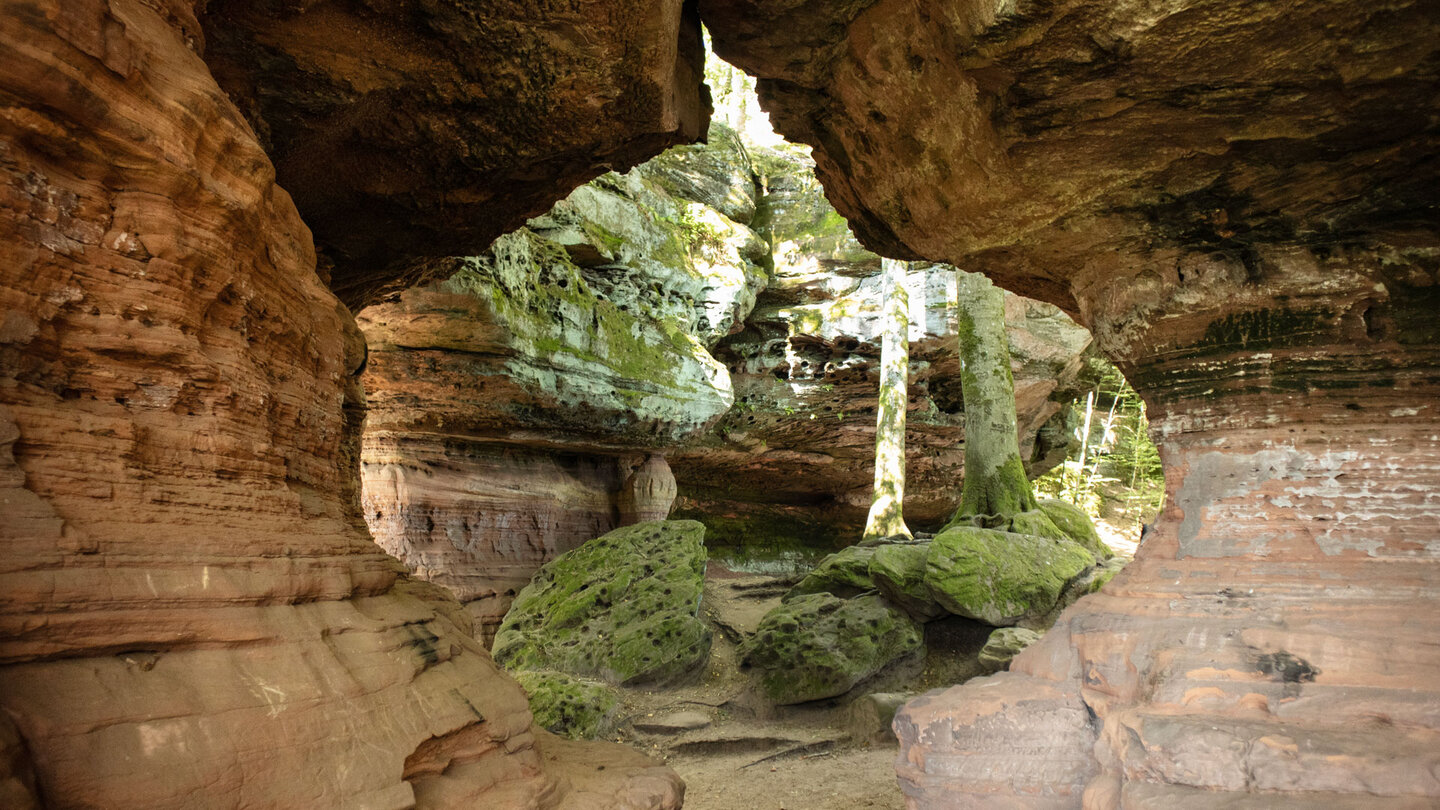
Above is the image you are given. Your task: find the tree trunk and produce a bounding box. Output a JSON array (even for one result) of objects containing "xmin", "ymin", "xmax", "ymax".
[
  {"xmin": 863, "ymin": 258, "xmax": 913, "ymax": 541},
  {"xmin": 946, "ymin": 271, "xmax": 1041, "ymax": 530}
]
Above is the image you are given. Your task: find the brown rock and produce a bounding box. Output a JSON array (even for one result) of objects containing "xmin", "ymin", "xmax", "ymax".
[
  {"xmin": 0, "ymin": 1, "xmax": 679, "ymax": 807},
  {"xmin": 201, "ymin": 0, "xmax": 711, "ymax": 307},
  {"xmin": 705, "ymin": 0, "xmax": 1440, "ymax": 805}
]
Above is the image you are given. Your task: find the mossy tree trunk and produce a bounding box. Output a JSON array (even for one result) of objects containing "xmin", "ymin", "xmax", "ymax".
[
  {"xmin": 945, "ymin": 271, "xmax": 1043, "ymax": 531},
  {"xmin": 863, "ymin": 258, "xmax": 913, "ymax": 541}
]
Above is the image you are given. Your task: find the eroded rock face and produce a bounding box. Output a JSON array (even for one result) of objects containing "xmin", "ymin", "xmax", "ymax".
[
  {"xmin": 200, "ymin": 0, "xmax": 710, "ymax": 307},
  {"xmin": 358, "ymin": 136, "xmax": 765, "ymax": 640},
  {"xmin": 671, "ymin": 145, "xmax": 1093, "ymax": 547},
  {"xmin": 0, "ymin": 2, "xmax": 678, "ymax": 806},
  {"xmin": 701, "ymin": 0, "xmax": 1440, "ymax": 805}
]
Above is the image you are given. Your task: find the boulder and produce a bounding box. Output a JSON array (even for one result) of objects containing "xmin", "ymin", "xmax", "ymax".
[
  {"xmin": 739, "ymin": 593, "xmax": 923, "ymax": 705},
  {"xmin": 493, "ymin": 521, "xmax": 712, "ymax": 685},
  {"xmin": 867, "ymin": 542, "xmax": 946, "ymax": 620},
  {"xmin": 978, "ymin": 627, "xmax": 1044, "ymax": 673},
  {"xmin": 924, "ymin": 526, "xmax": 1095, "ymax": 626},
  {"xmin": 1037, "ymin": 498, "xmax": 1113, "ymax": 560},
  {"xmin": 515, "ymin": 670, "xmax": 620, "ymax": 741},
  {"xmin": 784, "ymin": 545, "xmax": 878, "ymax": 600},
  {"xmin": 846, "ymin": 692, "xmax": 914, "ymax": 744}
]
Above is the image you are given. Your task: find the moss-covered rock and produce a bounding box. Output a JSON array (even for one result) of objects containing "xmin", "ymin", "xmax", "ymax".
[
  {"xmin": 784, "ymin": 545, "xmax": 877, "ymax": 600},
  {"xmin": 924, "ymin": 526, "xmax": 1095, "ymax": 626},
  {"xmin": 513, "ymin": 670, "xmax": 619, "ymax": 740},
  {"xmin": 1037, "ymin": 498, "xmax": 1114, "ymax": 560},
  {"xmin": 978, "ymin": 627, "xmax": 1043, "ymax": 673},
  {"xmin": 867, "ymin": 542, "xmax": 945, "ymax": 620},
  {"xmin": 739, "ymin": 593, "xmax": 923, "ymax": 704},
  {"xmin": 493, "ymin": 520, "xmax": 712, "ymax": 685}
]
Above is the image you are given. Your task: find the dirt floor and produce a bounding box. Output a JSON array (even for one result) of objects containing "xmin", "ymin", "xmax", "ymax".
[
  {"xmin": 670, "ymin": 744, "xmax": 903, "ymax": 810},
  {"xmin": 598, "ymin": 537, "xmax": 1138, "ymax": 810},
  {"xmin": 596, "ymin": 565, "xmax": 964, "ymax": 810}
]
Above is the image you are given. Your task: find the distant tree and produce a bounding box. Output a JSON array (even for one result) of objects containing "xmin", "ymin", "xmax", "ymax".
[{"xmin": 863, "ymin": 259, "xmax": 914, "ymax": 542}]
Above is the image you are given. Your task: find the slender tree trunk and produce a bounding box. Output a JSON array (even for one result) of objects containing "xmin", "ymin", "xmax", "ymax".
[
  {"xmin": 946, "ymin": 271, "xmax": 1041, "ymax": 529},
  {"xmin": 863, "ymin": 258, "xmax": 913, "ymax": 541}
]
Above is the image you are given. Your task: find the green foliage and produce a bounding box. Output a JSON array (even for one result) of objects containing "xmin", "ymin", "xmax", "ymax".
[{"xmin": 1035, "ymin": 360, "xmax": 1165, "ymax": 529}]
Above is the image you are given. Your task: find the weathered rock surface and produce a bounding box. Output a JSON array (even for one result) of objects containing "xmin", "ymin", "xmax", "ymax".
[
  {"xmin": 671, "ymin": 144, "xmax": 1093, "ymax": 546},
  {"xmin": 494, "ymin": 521, "xmax": 712, "ymax": 686},
  {"xmin": 358, "ymin": 130, "xmax": 766, "ymax": 641},
  {"xmin": 0, "ymin": 2, "xmax": 680, "ymax": 807},
  {"xmin": 925, "ymin": 527, "xmax": 1095, "ymax": 626},
  {"xmin": 200, "ymin": 0, "xmax": 710, "ymax": 307},
  {"xmin": 701, "ymin": 0, "xmax": 1440, "ymax": 805},
  {"xmin": 978, "ymin": 627, "xmax": 1042, "ymax": 674},
  {"xmin": 515, "ymin": 670, "xmax": 621, "ymax": 741},
  {"xmin": 740, "ymin": 592, "xmax": 923, "ymax": 704}
]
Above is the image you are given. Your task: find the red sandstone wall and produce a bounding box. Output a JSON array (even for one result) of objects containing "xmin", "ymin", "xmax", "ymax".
[{"xmin": 0, "ymin": 1, "xmax": 680, "ymax": 805}]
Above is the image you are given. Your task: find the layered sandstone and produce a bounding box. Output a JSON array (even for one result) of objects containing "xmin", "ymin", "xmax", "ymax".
[
  {"xmin": 356, "ymin": 132, "xmax": 768, "ymax": 641},
  {"xmin": 0, "ymin": 1, "xmax": 681, "ymax": 806},
  {"xmin": 357, "ymin": 131, "xmax": 1091, "ymax": 636},
  {"xmin": 672, "ymin": 144, "xmax": 1091, "ymax": 547},
  {"xmin": 701, "ymin": 0, "xmax": 1440, "ymax": 805},
  {"xmin": 199, "ymin": 0, "xmax": 710, "ymax": 307}
]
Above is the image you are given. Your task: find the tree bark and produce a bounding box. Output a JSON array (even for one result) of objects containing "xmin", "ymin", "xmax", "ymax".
[
  {"xmin": 946, "ymin": 271, "xmax": 1041, "ymax": 529},
  {"xmin": 863, "ymin": 258, "xmax": 913, "ymax": 541}
]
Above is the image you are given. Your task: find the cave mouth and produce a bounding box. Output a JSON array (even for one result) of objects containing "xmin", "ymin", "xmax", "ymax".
[{"xmin": 350, "ymin": 44, "xmax": 1154, "ymax": 807}]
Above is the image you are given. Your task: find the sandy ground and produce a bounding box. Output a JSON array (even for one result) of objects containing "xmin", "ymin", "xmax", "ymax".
[{"xmin": 670, "ymin": 745, "xmax": 904, "ymax": 810}]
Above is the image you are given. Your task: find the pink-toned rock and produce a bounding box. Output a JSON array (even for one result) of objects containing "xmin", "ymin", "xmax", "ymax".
[
  {"xmin": 0, "ymin": 1, "xmax": 681, "ymax": 806},
  {"xmin": 702, "ymin": 0, "xmax": 1440, "ymax": 806}
]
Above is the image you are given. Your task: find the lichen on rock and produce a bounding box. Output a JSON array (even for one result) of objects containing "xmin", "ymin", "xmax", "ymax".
[
  {"xmin": 739, "ymin": 592, "xmax": 923, "ymax": 705},
  {"xmin": 513, "ymin": 670, "xmax": 620, "ymax": 741},
  {"xmin": 493, "ymin": 520, "xmax": 712, "ymax": 686},
  {"xmin": 977, "ymin": 627, "xmax": 1043, "ymax": 673},
  {"xmin": 867, "ymin": 541, "xmax": 945, "ymax": 620},
  {"xmin": 784, "ymin": 545, "xmax": 878, "ymax": 600},
  {"xmin": 923, "ymin": 526, "xmax": 1095, "ymax": 626},
  {"xmin": 1036, "ymin": 498, "xmax": 1114, "ymax": 560}
]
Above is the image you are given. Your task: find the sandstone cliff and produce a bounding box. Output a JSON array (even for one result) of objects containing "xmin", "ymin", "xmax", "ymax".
[
  {"xmin": 701, "ymin": 0, "xmax": 1440, "ymax": 805},
  {"xmin": 0, "ymin": 1, "xmax": 693, "ymax": 806}
]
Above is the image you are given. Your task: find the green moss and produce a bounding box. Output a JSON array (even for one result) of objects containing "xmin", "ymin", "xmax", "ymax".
[
  {"xmin": 977, "ymin": 627, "xmax": 1042, "ymax": 673},
  {"xmin": 739, "ymin": 593, "xmax": 923, "ymax": 704},
  {"xmin": 924, "ymin": 526, "xmax": 1095, "ymax": 626},
  {"xmin": 493, "ymin": 520, "xmax": 712, "ymax": 685},
  {"xmin": 1036, "ymin": 499, "xmax": 1113, "ymax": 560},
  {"xmin": 786, "ymin": 546, "xmax": 878, "ymax": 600},
  {"xmin": 868, "ymin": 542, "xmax": 944, "ymax": 620},
  {"xmin": 513, "ymin": 670, "xmax": 619, "ymax": 740}
]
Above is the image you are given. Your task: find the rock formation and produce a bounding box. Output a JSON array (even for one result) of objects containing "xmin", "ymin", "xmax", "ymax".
[
  {"xmin": 0, "ymin": 1, "xmax": 689, "ymax": 806},
  {"xmin": 702, "ymin": 0, "xmax": 1440, "ymax": 805},
  {"xmin": 669, "ymin": 143, "xmax": 1093, "ymax": 547},
  {"xmin": 357, "ymin": 125, "xmax": 1092, "ymax": 640},
  {"xmin": 357, "ymin": 132, "xmax": 766, "ymax": 641},
  {"xmin": 199, "ymin": 0, "xmax": 710, "ymax": 307}
]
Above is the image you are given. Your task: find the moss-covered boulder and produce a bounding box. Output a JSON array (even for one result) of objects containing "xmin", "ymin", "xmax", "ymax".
[
  {"xmin": 924, "ymin": 526, "xmax": 1095, "ymax": 626},
  {"xmin": 1037, "ymin": 498, "xmax": 1113, "ymax": 560},
  {"xmin": 978, "ymin": 627, "xmax": 1043, "ymax": 673},
  {"xmin": 739, "ymin": 593, "xmax": 923, "ymax": 704},
  {"xmin": 867, "ymin": 542, "xmax": 945, "ymax": 620},
  {"xmin": 493, "ymin": 520, "xmax": 712, "ymax": 685},
  {"xmin": 514, "ymin": 670, "xmax": 619, "ymax": 740},
  {"xmin": 784, "ymin": 545, "xmax": 877, "ymax": 600}
]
